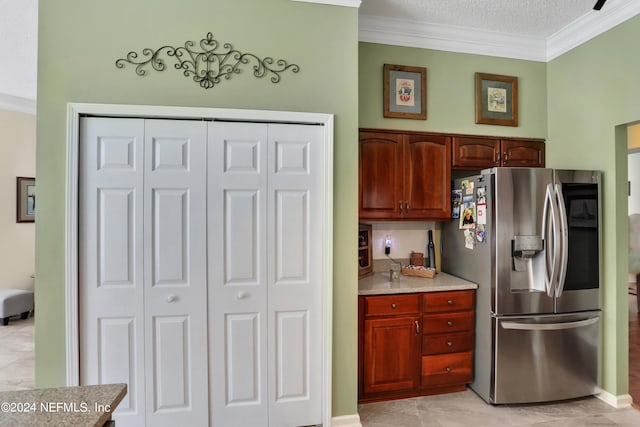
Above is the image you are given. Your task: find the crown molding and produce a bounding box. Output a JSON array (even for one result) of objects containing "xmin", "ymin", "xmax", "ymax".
[
  {"xmin": 291, "ymin": 0, "xmax": 361, "ymax": 7},
  {"xmin": 0, "ymin": 93, "xmax": 36, "ymax": 115},
  {"xmin": 359, "ymin": 15, "xmax": 547, "ymax": 61},
  {"xmin": 546, "ymin": 0, "xmax": 640, "ymax": 61},
  {"xmin": 359, "ymin": 0, "xmax": 640, "ymax": 63}
]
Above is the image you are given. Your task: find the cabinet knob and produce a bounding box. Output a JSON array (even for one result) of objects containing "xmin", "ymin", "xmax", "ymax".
[
  {"xmin": 447, "ymin": 321, "xmax": 453, "ymax": 327},
  {"xmin": 391, "ymin": 303, "xmax": 397, "ymax": 309},
  {"xmin": 447, "ymin": 300, "xmax": 453, "ymax": 305},
  {"xmin": 445, "ymin": 367, "xmax": 452, "ymax": 374},
  {"xmin": 447, "ymin": 341, "xmax": 453, "ymax": 347}
]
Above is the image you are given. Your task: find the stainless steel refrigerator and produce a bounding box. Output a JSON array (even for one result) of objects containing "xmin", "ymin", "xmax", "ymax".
[{"xmin": 442, "ymin": 168, "xmax": 601, "ymax": 404}]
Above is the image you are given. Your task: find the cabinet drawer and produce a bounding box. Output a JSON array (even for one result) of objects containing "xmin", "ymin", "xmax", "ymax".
[
  {"xmin": 422, "ymin": 331, "xmax": 474, "ymax": 355},
  {"xmin": 423, "ymin": 290, "xmax": 474, "ymax": 313},
  {"xmin": 421, "ymin": 352, "xmax": 473, "ymax": 387},
  {"xmin": 364, "ymin": 294, "xmax": 420, "ymax": 317},
  {"xmin": 423, "ymin": 312, "xmax": 474, "ymax": 333}
]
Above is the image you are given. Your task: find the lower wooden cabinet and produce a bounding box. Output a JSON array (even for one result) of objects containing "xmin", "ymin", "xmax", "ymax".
[
  {"xmin": 362, "ymin": 316, "xmax": 420, "ymax": 394},
  {"xmin": 358, "ymin": 290, "xmax": 475, "ymax": 402}
]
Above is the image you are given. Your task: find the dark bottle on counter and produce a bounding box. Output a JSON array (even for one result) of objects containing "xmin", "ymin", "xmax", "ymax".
[{"xmin": 427, "ymin": 230, "xmax": 436, "ymax": 269}]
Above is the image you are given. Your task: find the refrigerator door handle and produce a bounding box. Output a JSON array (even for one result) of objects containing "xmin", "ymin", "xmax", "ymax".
[
  {"xmin": 501, "ymin": 317, "xmax": 599, "ymax": 331},
  {"xmin": 542, "ymin": 184, "xmax": 557, "ymax": 297},
  {"xmin": 555, "ymin": 184, "xmax": 569, "ymax": 298}
]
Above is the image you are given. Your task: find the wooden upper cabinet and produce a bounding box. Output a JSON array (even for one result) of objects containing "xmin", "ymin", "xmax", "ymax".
[
  {"xmin": 452, "ymin": 136, "xmax": 545, "ymax": 170},
  {"xmin": 359, "ymin": 131, "xmax": 404, "ymax": 219},
  {"xmin": 404, "ymin": 133, "xmax": 451, "ymax": 219},
  {"xmin": 359, "ymin": 130, "xmax": 451, "ymax": 220},
  {"xmin": 501, "ymin": 139, "xmax": 545, "ymax": 167},
  {"xmin": 452, "ymin": 136, "xmax": 500, "ymax": 169}
]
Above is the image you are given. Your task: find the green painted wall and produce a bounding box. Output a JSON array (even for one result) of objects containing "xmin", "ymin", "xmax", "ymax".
[
  {"xmin": 359, "ymin": 43, "xmax": 548, "ymax": 138},
  {"xmin": 36, "ymin": 0, "xmax": 359, "ymax": 417},
  {"xmin": 547, "ymin": 15, "xmax": 640, "ymax": 396}
]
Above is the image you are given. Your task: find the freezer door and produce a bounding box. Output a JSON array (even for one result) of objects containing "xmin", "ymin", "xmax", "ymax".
[
  {"xmin": 490, "ymin": 312, "xmax": 600, "ymax": 404},
  {"xmin": 554, "ymin": 170, "xmax": 601, "ymax": 313},
  {"xmin": 494, "ymin": 168, "xmax": 555, "ymax": 315}
]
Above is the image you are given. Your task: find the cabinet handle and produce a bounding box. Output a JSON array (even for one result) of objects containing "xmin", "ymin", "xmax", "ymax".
[
  {"xmin": 496, "ymin": 151, "xmax": 501, "ymax": 164},
  {"xmin": 447, "ymin": 341, "xmax": 453, "ymax": 347},
  {"xmin": 399, "ymin": 201, "xmax": 403, "ymax": 214},
  {"xmin": 391, "ymin": 303, "xmax": 397, "ymax": 309},
  {"xmin": 447, "ymin": 321, "xmax": 453, "ymax": 327},
  {"xmin": 415, "ymin": 320, "xmax": 420, "ymax": 335},
  {"xmin": 445, "ymin": 367, "xmax": 452, "ymax": 374},
  {"xmin": 503, "ymin": 152, "xmax": 508, "ymax": 164},
  {"xmin": 405, "ymin": 200, "xmax": 409, "ymax": 214},
  {"xmin": 447, "ymin": 300, "xmax": 453, "ymax": 305}
]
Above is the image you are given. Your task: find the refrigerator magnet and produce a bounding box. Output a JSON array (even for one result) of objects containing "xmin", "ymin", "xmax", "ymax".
[
  {"xmin": 452, "ymin": 189, "xmax": 462, "ymax": 219},
  {"xmin": 477, "ymin": 203, "xmax": 487, "ymax": 225},
  {"xmin": 462, "ymin": 179, "xmax": 474, "ymax": 195},
  {"xmin": 476, "ymin": 224, "xmax": 485, "ymax": 243},
  {"xmin": 464, "ymin": 229, "xmax": 475, "ymax": 249},
  {"xmin": 476, "ymin": 186, "xmax": 486, "ymax": 203},
  {"xmin": 460, "ymin": 202, "xmax": 476, "ymax": 230}
]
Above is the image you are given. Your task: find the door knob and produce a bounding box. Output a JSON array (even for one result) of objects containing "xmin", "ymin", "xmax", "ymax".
[
  {"xmin": 166, "ymin": 294, "xmax": 178, "ymax": 303},
  {"xmin": 237, "ymin": 291, "xmax": 248, "ymax": 300}
]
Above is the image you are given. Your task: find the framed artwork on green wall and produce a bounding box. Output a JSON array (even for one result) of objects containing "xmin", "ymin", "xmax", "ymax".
[
  {"xmin": 383, "ymin": 64, "xmax": 427, "ymax": 120},
  {"xmin": 475, "ymin": 72, "xmax": 518, "ymax": 127}
]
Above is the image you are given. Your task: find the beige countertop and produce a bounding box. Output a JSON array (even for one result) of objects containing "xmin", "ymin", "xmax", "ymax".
[
  {"xmin": 359, "ymin": 271, "xmax": 477, "ymax": 295},
  {"xmin": 0, "ymin": 383, "xmax": 126, "ymax": 427}
]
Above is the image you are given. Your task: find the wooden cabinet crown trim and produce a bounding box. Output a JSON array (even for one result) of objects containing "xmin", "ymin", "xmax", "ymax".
[{"xmin": 359, "ymin": 128, "xmax": 545, "ymax": 144}]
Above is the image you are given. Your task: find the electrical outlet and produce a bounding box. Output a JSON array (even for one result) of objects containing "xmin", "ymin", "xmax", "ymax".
[{"xmin": 384, "ymin": 236, "xmax": 391, "ymax": 255}]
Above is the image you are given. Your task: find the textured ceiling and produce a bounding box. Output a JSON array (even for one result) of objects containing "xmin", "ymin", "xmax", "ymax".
[{"xmin": 359, "ymin": 0, "xmax": 598, "ymax": 38}]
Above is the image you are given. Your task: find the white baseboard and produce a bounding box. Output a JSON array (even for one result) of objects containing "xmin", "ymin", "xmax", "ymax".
[
  {"xmin": 597, "ymin": 389, "xmax": 633, "ymax": 408},
  {"xmin": 331, "ymin": 414, "xmax": 363, "ymax": 427}
]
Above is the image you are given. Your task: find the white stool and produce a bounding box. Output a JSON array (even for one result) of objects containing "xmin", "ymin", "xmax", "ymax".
[{"xmin": 0, "ymin": 289, "xmax": 34, "ymax": 326}]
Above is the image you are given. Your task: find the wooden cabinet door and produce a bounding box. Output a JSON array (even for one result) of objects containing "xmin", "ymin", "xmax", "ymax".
[
  {"xmin": 452, "ymin": 136, "xmax": 500, "ymax": 169},
  {"xmin": 362, "ymin": 316, "xmax": 420, "ymax": 394},
  {"xmin": 501, "ymin": 139, "xmax": 545, "ymax": 167},
  {"xmin": 359, "ymin": 132, "xmax": 403, "ymax": 219},
  {"xmin": 403, "ymin": 134, "xmax": 451, "ymax": 219}
]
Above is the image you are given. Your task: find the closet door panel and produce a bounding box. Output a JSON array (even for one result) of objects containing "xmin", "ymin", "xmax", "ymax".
[
  {"xmin": 79, "ymin": 117, "xmax": 146, "ymax": 427},
  {"xmin": 268, "ymin": 124, "xmax": 323, "ymax": 427},
  {"xmin": 143, "ymin": 120, "xmax": 208, "ymax": 427},
  {"xmin": 208, "ymin": 122, "xmax": 269, "ymax": 427}
]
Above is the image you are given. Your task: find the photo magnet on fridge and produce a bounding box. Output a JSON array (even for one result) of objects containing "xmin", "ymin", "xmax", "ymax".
[
  {"xmin": 460, "ymin": 201, "xmax": 476, "ymax": 230},
  {"xmin": 452, "ymin": 189, "xmax": 462, "ymax": 219}
]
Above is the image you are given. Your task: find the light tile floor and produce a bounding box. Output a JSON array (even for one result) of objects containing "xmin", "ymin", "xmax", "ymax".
[
  {"xmin": 359, "ymin": 390, "xmax": 640, "ymax": 427},
  {"xmin": 3, "ymin": 316, "xmax": 640, "ymax": 426},
  {"xmin": 0, "ymin": 316, "xmax": 34, "ymax": 392}
]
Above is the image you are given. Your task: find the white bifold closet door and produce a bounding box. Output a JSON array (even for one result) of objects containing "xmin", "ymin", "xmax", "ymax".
[
  {"xmin": 79, "ymin": 118, "xmax": 209, "ymax": 427},
  {"xmin": 208, "ymin": 122, "xmax": 323, "ymax": 427},
  {"xmin": 80, "ymin": 117, "xmax": 324, "ymax": 427}
]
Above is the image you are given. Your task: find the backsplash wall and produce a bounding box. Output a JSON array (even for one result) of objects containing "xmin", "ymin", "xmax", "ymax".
[{"xmin": 368, "ymin": 221, "xmax": 442, "ymax": 271}]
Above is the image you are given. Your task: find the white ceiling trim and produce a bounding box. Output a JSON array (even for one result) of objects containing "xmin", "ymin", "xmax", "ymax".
[
  {"xmin": 359, "ymin": 15, "xmax": 547, "ymax": 61},
  {"xmin": 291, "ymin": 0, "xmax": 361, "ymax": 7},
  {"xmin": 546, "ymin": 0, "xmax": 640, "ymax": 61},
  {"xmin": 360, "ymin": 0, "xmax": 640, "ymax": 63},
  {"xmin": 0, "ymin": 93, "xmax": 36, "ymax": 115}
]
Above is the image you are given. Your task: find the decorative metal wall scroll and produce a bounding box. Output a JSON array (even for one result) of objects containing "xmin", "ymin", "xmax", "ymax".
[{"xmin": 115, "ymin": 32, "xmax": 300, "ymax": 89}]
